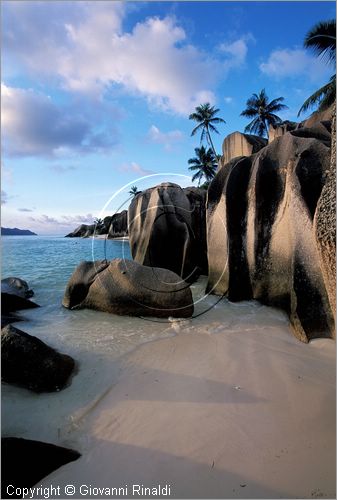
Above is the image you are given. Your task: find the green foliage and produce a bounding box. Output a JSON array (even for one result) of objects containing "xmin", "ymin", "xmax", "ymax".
[
  {"xmin": 93, "ymin": 217, "xmax": 104, "ymax": 227},
  {"xmin": 188, "ymin": 146, "xmax": 218, "ymax": 186},
  {"xmin": 298, "ymin": 19, "xmax": 336, "ymax": 116},
  {"xmin": 189, "ymin": 103, "xmax": 226, "ymax": 158},
  {"xmin": 240, "ymin": 89, "xmax": 288, "ymax": 138},
  {"xmin": 129, "ymin": 186, "xmax": 139, "ymax": 196}
]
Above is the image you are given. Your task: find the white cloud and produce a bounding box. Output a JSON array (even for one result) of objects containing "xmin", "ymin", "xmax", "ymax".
[
  {"xmin": 218, "ymin": 33, "xmax": 255, "ymax": 72},
  {"xmin": 3, "ymin": 2, "xmax": 218, "ymax": 114},
  {"xmin": 118, "ymin": 162, "xmax": 155, "ymax": 176},
  {"xmin": 26, "ymin": 213, "xmax": 95, "ymax": 233},
  {"xmin": 260, "ymin": 48, "xmax": 331, "ymax": 82},
  {"xmin": 1, "ymin": 84, "xmax": 119, "ymax": 157},
  {"xmin": 147, "ymin": 125, "xmax": 184, "ymax": 151},
  {"xmin": 18, "ymin": 207, "xmax": 34, "ymax": 212},
  {"xmin": 224, "ymin": 96, "xmax": 233, "ymax": 104}
]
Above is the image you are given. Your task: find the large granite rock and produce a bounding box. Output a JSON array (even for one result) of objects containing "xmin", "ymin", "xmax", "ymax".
[
  {"xmin": 107, "ymin": 210, "xmax": 128, "ymax": 238},
  {"xmin": 314, "ymin": 104, "xmax": 336, "ymax": 318},
  {"xmin": 63, "ymin": 259, "xmax": 194, "ymax": 318},
  {"xmin": 65, "ymin": 211, "xmax": 128, "ymax": 238},
  {"xmin": 128, "ymin": 183, "xmax": 207, "ymax": 282},
  {"xmin": 220, "ymin": 131, "xmax": 267, "ymax": 169},
  {"xmin": 207, "ymin": 121, "xmax": 334, "ymax": 342},
  {"xmin": 65, "ymin": 223, "xmax": 96, "ymax": 238},
  {"xmin": 268, "ymin": 121, "xmax": 297, "ymax": 143},
  {"xmin": 1, "ymin": 324, "xmax": 75, "ymax": 392},
  {"xmin": 1, "ymin": 438, "xmax": 80, "ymax": 499}
]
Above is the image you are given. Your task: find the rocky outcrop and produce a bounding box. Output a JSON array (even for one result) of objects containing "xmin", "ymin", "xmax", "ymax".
[
  {"xmin": 314, "ymin": 104, "xmax": 336, "ymax": 317},
  {"xmin": 65, "ymin": 211, "xmax": 128, "ymax": 238},
  {"xmin": 268, "ymin": 121, "xmax": 297, "ymax": 143},
  {"xmin": 107, "ymin": 210, "xmax": 128, "ymax": 238},
  {"xmin": 220, "ymin": 132, "xmax": 267, "ymax": 169},
  {"xmin": 1, "ymin": 438, "xmax": 80, "ymax": 499},
  {"xmin": 63, "ymin": 259, "xmax": 194, "ymax": 318},
  {"xmin": 65, "ymin": 223, "xmax": 96, "ymax": 238},
  {"xmin": 207, "ymin": 121, "xmax": 334, "ymax": 342},
  {"xmin": 1, "ymin": 278, "xmax": 39, "ymax": 327},
  {"xmin": 1, "ymin": 324, "xmax": 75, "ymax": 392},
  {"xmin": 128, "ymin": 183, "xmax": 207, "ymax": 282}
]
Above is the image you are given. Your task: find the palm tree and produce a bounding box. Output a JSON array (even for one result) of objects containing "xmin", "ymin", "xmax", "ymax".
[
  {"xmin": 298, "ymin": 19, "xmax": 336, "ymax": 116},
  {"xmin": 240, "ymin": 89, "xmax": 288, "ymax": 139},
  {"xmin": 189, "ymin": 103, "xmax": 226, "ymax": 158},
  {"xmin": 188, "ymin": 146, "xmax": 218, "ymax": 187},
  {"xmin": 129, "ymin": 186, "xmax": 139, "ymax": 197},
  {"xmin": 93, "ymin": 217, "xmax": 103, "ymax": 227}
]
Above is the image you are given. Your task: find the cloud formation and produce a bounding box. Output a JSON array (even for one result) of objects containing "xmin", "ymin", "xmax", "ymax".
[
  {"xmin": 260, "ymin": 48, "xmax": 331, "ymax": 82},
  {"xmin": 119, "ymin": 162, "xmax": 155, "ymax": 176},
  {"xmin": 18, "ymin": 208, "xmax": 34, "ymax": 212},
  {"xmin": 1, "ymin": 84, "xmax": 119, "ymax": 157},
  {"xmin": 218, "ymin": 34, "xmax": 254, "ymax": 73},
  {"xmin": 3, "ymin": 2, "xmax": 219, "ymax": 114},
  {"xmin": 147, "ymin": 125, "xmax": 184, "ymax": 151},
  {"xmin": 28, "ymin": 213, "xmax": 95, "ymax": 229},
  {"xmin": 50, "ymin": 164, "xmax": 78, "ymax": 174}
]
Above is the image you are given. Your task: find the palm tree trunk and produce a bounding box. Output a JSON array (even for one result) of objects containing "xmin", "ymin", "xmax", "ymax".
[
  {"xmin": 264, "ymin": 119, "xmax": 269, "ymax": 140},
  {"xmin": 206, "ymin": 126, "xmax": 218, "ymax": 159}
]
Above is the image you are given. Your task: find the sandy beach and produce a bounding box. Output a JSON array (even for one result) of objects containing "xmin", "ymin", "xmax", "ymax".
[
  {"xmin": 35, "ymin": 302, "xmax": 335, "ymax": 499},
  {"xmin": 91, "ymin": 235, "xmax": 129, "ymax": 241}
]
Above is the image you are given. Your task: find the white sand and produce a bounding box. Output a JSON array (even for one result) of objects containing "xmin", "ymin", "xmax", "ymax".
[
  {"xmin": 35, "ymin": 303, "xmax": 335, "ymax": 499},
  {"xmin": 92, "ymin": 235, "xmax": 129, "ymax": 241}
]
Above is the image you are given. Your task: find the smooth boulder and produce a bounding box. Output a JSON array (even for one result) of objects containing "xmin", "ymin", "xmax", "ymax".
[
  {"xmin": 1, "ymin": 278, "xmax": 39, "ymax": 327},
  {"xmin": 63, "ymin": 259, "xmax": 194, "ymax": 318},
  {"xmin": 1, "ymin": 277, "xmax": 34, "ymax": 298},
  {"xmin": 128, "ymin": 183, "xmax": 207, "ymax": 282},
  {"xmin": 1, "ymin": 324, "xmax": 75, "ymax": 392},
  {"xmin": 220, "ymin": 131, "xmax": 267, "ymax": 167},
  {"xmin": 207, "ymin": 121, "xmax": 334, "ymax": 342}
]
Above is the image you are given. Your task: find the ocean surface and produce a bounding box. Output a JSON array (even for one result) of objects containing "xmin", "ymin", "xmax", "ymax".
[{"xmin": 1, "ymin": 235, "xmax": 293, "ymax": 450}]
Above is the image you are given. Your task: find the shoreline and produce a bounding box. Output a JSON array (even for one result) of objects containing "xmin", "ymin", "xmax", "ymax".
[{"xmin": 91, "ymin": 235, "xmax": 129, "ymax": 241}]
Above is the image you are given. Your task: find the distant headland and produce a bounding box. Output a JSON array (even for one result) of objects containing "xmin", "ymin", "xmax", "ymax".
[{"xmin": 1, "ymin": 227, "xmax": 37, "ymax": 236}]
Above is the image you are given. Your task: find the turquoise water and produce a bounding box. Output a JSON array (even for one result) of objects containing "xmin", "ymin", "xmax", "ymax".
[{"xmin": 1, "ymin": 236, "xmax": 131, "ymax": 306}]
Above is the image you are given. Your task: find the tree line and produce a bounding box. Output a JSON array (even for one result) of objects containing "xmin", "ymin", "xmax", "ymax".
[{"xmin": 188, "ymin": 19, "xmax": 336, "ymax": 187}]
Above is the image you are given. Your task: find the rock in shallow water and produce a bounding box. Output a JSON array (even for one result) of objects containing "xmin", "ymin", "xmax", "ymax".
[
  {"xmin": 63, "ymin": 258, "xmax": 194, "ymax": 318},
  {"xmin": 1, "ymin": 324, "xmax": 75, "ymax": 392},
  {"xmin": 1, "ymin": 277, "xmax": 34, "ymax": 298},
  {"xmin": 128, "ymin": 183, "xmax": 207, "ymax": 282}
]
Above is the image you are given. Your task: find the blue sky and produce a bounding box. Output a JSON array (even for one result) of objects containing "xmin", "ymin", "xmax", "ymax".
[{"xmin": 2, "ymin": 1, "xmax": 335, "ymax": 235}]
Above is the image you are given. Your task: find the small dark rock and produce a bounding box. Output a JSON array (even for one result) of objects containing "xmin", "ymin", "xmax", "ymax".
[
  {"xmin": 1, "ymin": 277, "xmax": 34, "ymax": 298},
  {"xmin": 1, "ymin": 437, "xmax": 80, "ymax": 499},
  {"xmin": 1, "ymin": 293, "xmax": 39, "ymax": 314},
  {"xmin": 1, "ymin": 324, "xmax": 75, "ymax": 392}
]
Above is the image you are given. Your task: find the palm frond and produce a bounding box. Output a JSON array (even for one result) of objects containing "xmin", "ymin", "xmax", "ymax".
[
  {"xmin": 304, "ymin": 19, "xmax": 336, "ymax": 64},
  {"xmin": 191, "ymin": 123, "xmax": 203, "ymax": 136},
  {"xmin": 297, "ymin": 76, "xmax": 335, "ymax": 116}
]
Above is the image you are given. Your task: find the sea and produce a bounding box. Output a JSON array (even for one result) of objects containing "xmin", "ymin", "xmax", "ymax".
[{"xmin": 1, "ymin": 235, "xmax": 292, "ymax": 451}]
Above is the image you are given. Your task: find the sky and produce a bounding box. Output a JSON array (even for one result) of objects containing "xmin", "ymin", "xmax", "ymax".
[{"xmin": 1, "ymin": 0, "xmax": 335, "ymax": 235}]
